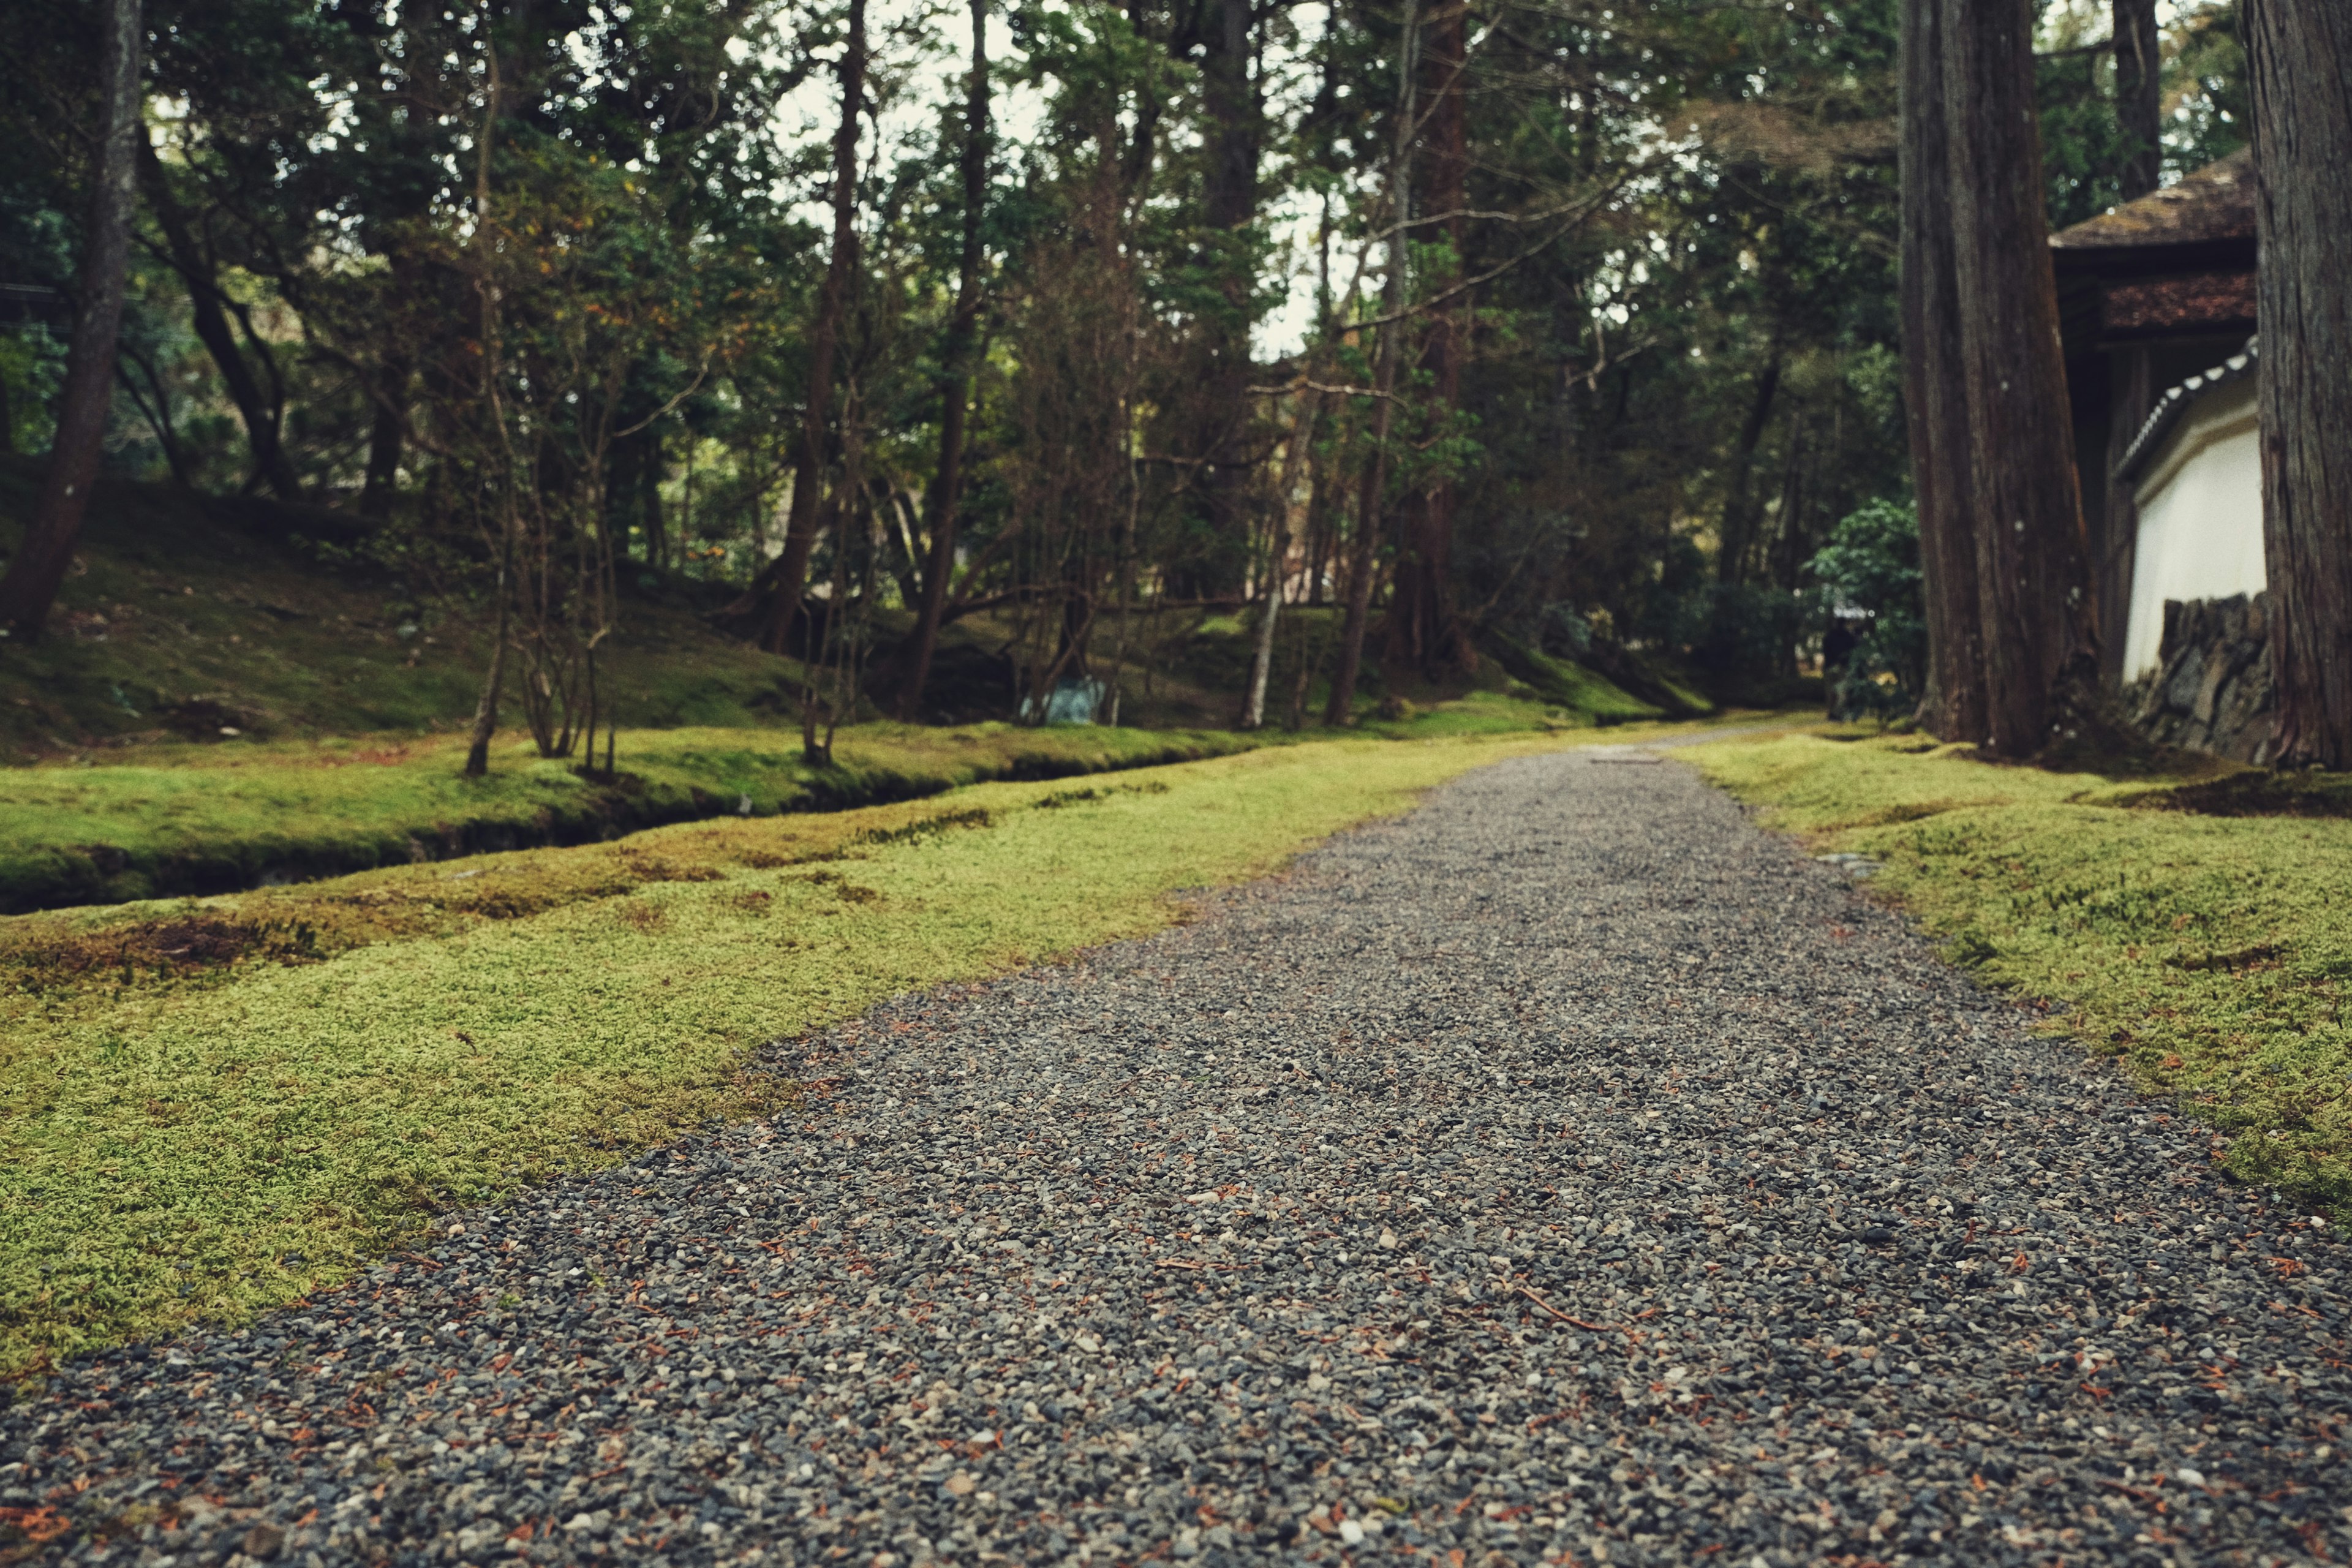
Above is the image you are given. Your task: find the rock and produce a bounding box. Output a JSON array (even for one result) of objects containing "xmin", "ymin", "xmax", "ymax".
[{"xmin": 239, "ymin": 1522, "xmax": 285, "ymax": 1560}]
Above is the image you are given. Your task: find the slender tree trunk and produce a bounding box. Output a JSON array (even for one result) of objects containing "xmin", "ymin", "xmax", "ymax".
[
  {"xmin": 1714, "ymin": 347, "xmax": 1782, "ymax": 583},
  {"xmin": 2113, "ymin": 0, "xmax": 2163, "ymax": 202},
  {"xmin": 2247, "ymin": 0, "xmax": 2352, "ymax": 767},
  {"xmin": 1243, "ymin": 391, "xmax": 1322, "ymax": 728},
  {"xmin": 136, "ymin": 136, "xmax": 303, "ymax": 502},
  {"xmin": 759, "ymin": 0, "xmax": 865, "ymax": 656},
  {"xmin": 898, "ymin": 0, "xmax": 989, "ymax": 720},
  {"xmin": 461, "ymin": 36, "xmax": 509, "ymax": 779},
  {"xmin": 0, "ymin": 0, "xmax": 142, "ymax": 640},
  {"xmin": 1387, "ymin": 0, "xmax": 1474, "ymax": 682},
  {"xmin": 464, "ymin": 525, "xmax": 515, "ymax": 777},
  {"xmin": 1325, "ymin": 0, "xmax": 1416, "ymax": 725},
  {"xmin": 1901, "ymin": 0, "xmax": 1988, "ymax": 742},
  {"xmin": 1941, "ymin": 0, "xmax": 2095, "ymax": 755}
]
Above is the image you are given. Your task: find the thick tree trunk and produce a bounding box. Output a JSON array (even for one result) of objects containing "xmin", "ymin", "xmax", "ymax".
[
  {"xmin": 897, "ymin": 0, "xmax": 988, "ymax": 720},
  {"xmin": 359, "ymin": 356, "xmax": 409, "ymax": 519},
  {"xmin": 1385, "ymin": 0, "xmax": 1475, "ymax": 682},
  {"xmin": 2247, "ymin": 0, "xmax": 2352, "ymax": 767},
  {"xmin": 1324, "ymin": 0, "xmax": 1417, "ymax": 725},
  {"xmin": 1941, "ymin": 0, "xmax": 2096, "ymax": 755},
  {"xmin": 757, "ymin": 0, "xmax": 865, "ymax": 657},
  {"xmin": 1185, "ymin": 0, "xmax": 1261, "ymax": 599},
  {"xmin": 2113, "ymin": 0, "xmax": 2163, "ymax": 202},
  {"xmin": 1901, "ymin": 0, "xmax": 1988, "ymax": 742},
  {"xmin": 137, "ymin": 137, "xmax": 303, "ymax": 502},
  {"xmin": 0, "ymin": 0, "xmax": 142, "ymax": 640}
]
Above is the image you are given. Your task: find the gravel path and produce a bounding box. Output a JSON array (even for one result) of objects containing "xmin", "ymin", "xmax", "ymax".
[{"xmin": 7, "ymin": 745, "xmax": 2350, "ymax": 1568}]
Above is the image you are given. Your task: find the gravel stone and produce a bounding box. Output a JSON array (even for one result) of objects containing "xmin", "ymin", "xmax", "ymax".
[{"xmin": 6, "ymin": 745, "xmax": 2350, "ymax": 1566}]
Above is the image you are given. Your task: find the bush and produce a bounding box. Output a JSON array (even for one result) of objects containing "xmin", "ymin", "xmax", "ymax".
[{"xmin": 1809, "ymin": 497, "xmax": 1925, "ymax": 721}]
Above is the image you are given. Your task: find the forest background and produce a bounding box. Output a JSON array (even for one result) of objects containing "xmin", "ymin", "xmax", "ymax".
[{"xmin": 0, "ymin": 0, "xmax": 2253, "ymax": 746}]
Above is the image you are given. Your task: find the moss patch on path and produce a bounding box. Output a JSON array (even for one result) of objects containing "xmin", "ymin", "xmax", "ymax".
[
  {"xmin": 1691, "ymin": 731, "xmax": 2352, "ymax": 1218},
  {"xmin": 0, "ymin": 718, "xmax": 1740, "ymax": 1379}
]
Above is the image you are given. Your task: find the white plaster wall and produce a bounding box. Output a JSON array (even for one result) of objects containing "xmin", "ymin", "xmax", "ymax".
[{"xmin": 2124, "ymin": 375, "xmax": 2265, "ymax": 679}]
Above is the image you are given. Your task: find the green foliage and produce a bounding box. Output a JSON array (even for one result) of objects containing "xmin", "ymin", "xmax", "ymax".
[
  {"xmin": 1695, "ymin": 731, "xmax": 2352, "ymax": 1219},
  {"xmin": 1809, "ymin": 497, "xmax": 1926, "ymax": 721}
]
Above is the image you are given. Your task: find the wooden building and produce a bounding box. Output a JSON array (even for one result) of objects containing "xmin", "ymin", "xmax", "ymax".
[{"xmin": 2051, "ymin": 150, "xmax": 2258, "ymax": 691}]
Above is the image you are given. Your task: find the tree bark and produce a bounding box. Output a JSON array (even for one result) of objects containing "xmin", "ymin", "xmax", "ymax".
[
  {"xmin": 1941, "ymin": 0, "xmax": 2096, "ymax": 755},
  {"xmin": 897, "ymin": 0, "xmax": 988, "ymax": 720},
  {"xmin": 1243, "ymin": 390, "xmax": 1322, "ymax": 728},
  {"xmin": 2247, "ymin": 0, "xmax": 2352, "ymax": 767},
  {"xmin": 1901, "ymin": 0, "xmax": 1988, "ymax": 742},
  {"xmin": 1714, "ymin": 346, "xmax": 1783, "ymax": 584},
  {"xmin": 2113, "ymin": 0, "xmax": 2163, "ymax": 202},
  {"xmin": 0, "ymin": 0, "xmax": 143, "ymax": 641},
  {"xmin": 1385, "ymin": 0, "xmax": 1475, "ymax": 682},
  {"xmin": 136, "ymin": 135, "xmax": 303, "ymax": 502},
  {"xmin": 1324, "ymin": 0, "xmax": 1417, "ymax": 725},
  {"xmin": 359, "ymin": 356, "xmax": 409, "ymax": 519},
  {"xmin": 1184, "ymin": 0, "xmax": 1261, "ymax": 599},
  {"xmin": 757, "ymin": 0, "xmax": 865, "ymax": 657}
]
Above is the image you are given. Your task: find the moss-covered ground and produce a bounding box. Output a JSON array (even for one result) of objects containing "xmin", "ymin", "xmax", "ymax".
[
  {"xmin": 1, "ymin": 717, "xmax": 1757, "ymax": 1379},
  {"xmin": 0, "ymin": 690, "xmax": 1656, "ymax": 914},
  {"xmin": 1691, "ymin": 730, "xmax": 2352, "ymax": 1219}
]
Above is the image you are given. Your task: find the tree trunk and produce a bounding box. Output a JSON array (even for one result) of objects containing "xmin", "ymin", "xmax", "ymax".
[
  {"xmin": 1386, "ymin": 0, "xmax": 1474, "ymax": 681},
  {"xmin": 2113, "ymin": 0, "xmax": 2162, "ymax": 202},
  {"xmin": 136, "ymin": 135, "xmax": 303, "ymax": 502},
  {"xmin": 1185, "ymin": 0, "xmax": 1261, "ymax": 599},
  {"xmin": 1324, "ymin": 0, "xmax": 1417, "ymax": 726},
  {"xmin": 1714, "ymin": 345, "xmax": 1783, "ymax": 584},
  {"xmin": 1243, "ymin": 391, "xmax": 1322, "ymax": 728},
  {"xmin": 0, "ymin": 0, "xmax": 142, "ymax": 640},
  {"xmin": 2247, "ymin": 0, "xmax": 2352, "ymax": 767},
  {"xmin": 757, "ymin": 0, "xmax": 865, "ymax": 656},
  {"xmin": 360, "ymin": 356, "xmax": 409, "ymax": 519},
  {"xmin": 1901, "ymin": 0, "xmax": 1988, "ymax": 742},
  {"xmin": 1941, "ymin": 0, "xmax": 2096, "ymax": 755},
  {"xmin": 898, "ymin": 0, "xmax": 988, "ymax": 720}
]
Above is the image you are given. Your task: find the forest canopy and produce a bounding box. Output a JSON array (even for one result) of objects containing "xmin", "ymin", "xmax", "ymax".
[{"xmin": 0, "ymin": 0, "xmax": 2250, "ymax": 733}]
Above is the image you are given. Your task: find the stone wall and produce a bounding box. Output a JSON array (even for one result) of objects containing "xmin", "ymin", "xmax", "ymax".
[{"xmin": 2122, "ymin": 591, "xmax": 2276, "ymax": 762}]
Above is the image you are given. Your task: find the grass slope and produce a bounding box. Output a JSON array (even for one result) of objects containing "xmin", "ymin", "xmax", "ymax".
[
  {"xmin": 0, "ymin": 462, "xmax": 827, "ymax": 759},
  {"xmin": 0, "ymin": 718, "xmax": 1744, "ymax": 1378},
  {"xmin": 1692, "ymin": 731, "xmax": 2352, "ymax": 1218}
]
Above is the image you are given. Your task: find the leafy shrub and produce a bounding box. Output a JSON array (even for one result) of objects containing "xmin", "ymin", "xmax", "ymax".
[{"xmin": 1809, "ymin": 497, "xmax": 1925, "ymax": 721}]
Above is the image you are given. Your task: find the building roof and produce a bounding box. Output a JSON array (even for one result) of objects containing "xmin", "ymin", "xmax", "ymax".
[
  {"xmin": 2114, "ymin": 336, "xmax": 2256, "ymax": 484},
  {"xmin": 2051, "ymin": 149, "xmax": 2256, "ymax": 277}
]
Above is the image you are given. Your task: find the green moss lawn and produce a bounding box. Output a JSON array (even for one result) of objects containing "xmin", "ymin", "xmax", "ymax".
[
  {"xmin": 1692, "ymin": 730, "xmax": 2352, "ymax": 1218},
  {"xmin": 0, "ymin": 718, "xmax": 1744, "ymax": 1379}
]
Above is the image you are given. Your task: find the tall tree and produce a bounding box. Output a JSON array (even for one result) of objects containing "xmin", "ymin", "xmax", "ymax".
[
  {"xmin": 0, "ymin": 0, "xmax": 142, "ymax": 640},
  {"xmin": 1183, "ymin": 0, "xmax": 1262, "ymax": 597},
  {"xmin": 2113, "ymin": 0, "xmax": 2163, "ymax": 202},
  {"xmin": 136, "ymin": 135, "xmax": 303, "ymax": 501},
  {"xmin": 2247, "ymin": 0, "xmax": 2352, "ymax": 767},
  {"xmin": 1940, "ymin": 0, "xmax": 2094, "ymax": 754},
  {"xmin": 898, "ymin": 0, "xmax": 990, "ymax": 719},
  {"xmin": 1326, "ymin": 0, "xmax": 1417, "ymax": 725},
  {"xmin": 1901, "ymin": 0, "xmax": 1988, "ymax": 742},
  {"xmin": 1386, "ymin": 0, "xmax": 1475, "ymax": 680},
  {"xmin": 756, "ymin": 0, "xmax": 867, "ymax": 657}
]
